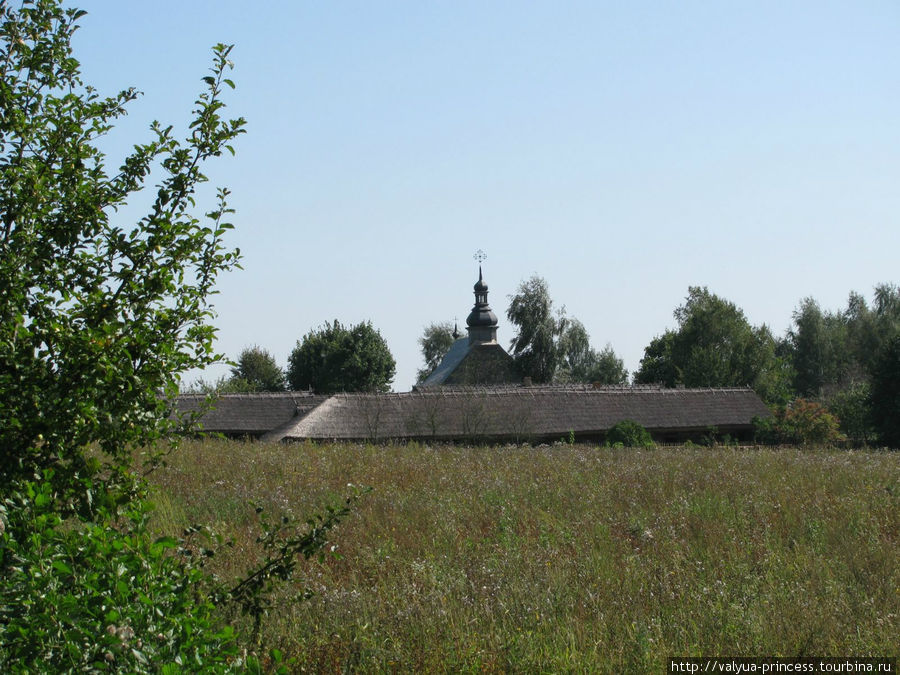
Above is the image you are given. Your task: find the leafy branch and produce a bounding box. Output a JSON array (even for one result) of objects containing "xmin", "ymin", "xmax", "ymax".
[{"xmin": 225, "ymin": 486, "xmax": 370, "ymax": 644}]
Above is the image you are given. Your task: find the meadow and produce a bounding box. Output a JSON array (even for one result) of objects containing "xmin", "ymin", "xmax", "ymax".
[{"xmin": 147, "ymin": 440, "xmax": 899, "ymax": 673}]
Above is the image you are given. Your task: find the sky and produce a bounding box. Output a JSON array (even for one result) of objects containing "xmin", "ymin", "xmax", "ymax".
[{"xmin": 72, "ymin": 1, "xmax": 900, "ymax": 391}]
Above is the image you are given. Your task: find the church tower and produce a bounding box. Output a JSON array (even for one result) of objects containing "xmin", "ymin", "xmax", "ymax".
[
  {"xmin": 466, "ymin": 265, "xmax": 499, "ymax": 345},
  {"xmin": 418, "ymin": 259, "xmax": 519, "ymax": 388}
]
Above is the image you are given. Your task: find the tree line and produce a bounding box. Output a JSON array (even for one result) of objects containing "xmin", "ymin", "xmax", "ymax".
[
  {"xmin": 628, "ymin": 282, "xmax": 900, "ymax": 446},
  {"xmin": 213, "ymin": 275, "xmax": 630, "ymax": 395}
]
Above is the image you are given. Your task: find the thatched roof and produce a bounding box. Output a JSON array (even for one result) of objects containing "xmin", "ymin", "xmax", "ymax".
[
  {"xmin": 276, "ymin": 385, "xmax": 770, "ymax": 443},
  {"xmin": 175, "ymin": 392, "xmax": 329, "ymax": 437}
]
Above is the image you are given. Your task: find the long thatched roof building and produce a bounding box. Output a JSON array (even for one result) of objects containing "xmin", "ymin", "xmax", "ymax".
[{"xmin": 176, "ymin": 385, "xmax": 769, "ymax": 444}]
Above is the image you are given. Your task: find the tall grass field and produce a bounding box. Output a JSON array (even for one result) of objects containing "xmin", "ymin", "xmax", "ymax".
[{"xmin": 147, "ymin": 440, "xmax": 898, "ymax": 672}]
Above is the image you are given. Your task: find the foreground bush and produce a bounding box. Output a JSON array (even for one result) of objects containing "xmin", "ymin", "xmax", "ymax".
[
  {"xmin": 0, "ymin": 0, "xmax": 255, "ymax": 664},
  {"xmin": 0, "ymin": 474, "xmax": 238, "ymax": 671},
  {"xmin": 0, "ymin": 3, "xmax": 351, "ymax": 670},
  {"xmin": 0, "ymin": 466, "xmax": 357, "ymax": 672}
]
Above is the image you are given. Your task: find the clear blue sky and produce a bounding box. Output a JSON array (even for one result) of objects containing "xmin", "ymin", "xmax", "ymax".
[{"xmin": 74, "ymin": 1, "xmax": 900, "ymax": 390}]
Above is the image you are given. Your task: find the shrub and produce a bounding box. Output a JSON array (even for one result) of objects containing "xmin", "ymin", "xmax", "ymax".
[
  {"xmin": 754, "ymin": 399, "xmax": 845, "ymax": 446},
  {"xmin": 0, "ymin": 2, "xmax": 350, "ymax": 668},
  {"xmin": 0, "ymin": 471, "xmax": 360, "ymax": 671},
  {"xmin": 752, "ymin": 415, "xmax": 779, "ymax": 445},
  {"xmin": 0, "ymin": 474, "xmax": 239, "ymax": 671},
  {"xmin": 605, "ymin": 420, "xmax": 653, "ymax": 448}
]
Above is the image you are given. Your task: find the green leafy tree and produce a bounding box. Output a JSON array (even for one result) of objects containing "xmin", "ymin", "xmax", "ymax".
[
  {"xmin": 869, "ymin": 334, "xmax": 900, "ymax": 448},
  {"xmin": 416, "ymin": 321, "xmax": 456, "ymax": 383},
  {"xmin": 229, "ymin": 345, "xmax": 285, "ymax": 391},
  {"xmin": 0, "ymin": 4, "xmax": 355, "ymax": 669},
  {"xmin": 0, "ymin": 0, "xmax": 251, "ymax": 666},
  {"xmin": 635, "ymin": 287, "xmax": 787, "ymax": 402},
  {"xmin": 507, "ymin": 282, "xmax": 626, "ymax": 386},
  {"xmin": 828, "ymin": 381, "xmax": 874, "ymax": 445},
  {"xmin": 784, "ymin": 284, "xmax": 900, "ymax": 431},
  {"xmin": 787, "ymin": 297, "xmax": 853, "ymax": 398},
  {"xmin": 506, "ymin": 275, "xmax": 566, "ymax": 383},
  {"xmin": 0, "ymin": 0, "xmax": 244, "ymax": 505},
  {"xmin": 858, "ymin": 283, "xmax": 900, "ymax": 374},
  {"xmin": 556, "ymin": 318, "xmax": 592, "ymax": 382},
  {"xmin": 287, "ymin": 320, "xmax": 396, "ymax": 393},
  {"xmin": 670, "ymin": 287, "xmax": 772, "ymax": 388},
  {"xmin": 634, "ymin": 331, "xmax": 679, "ymax": 386},
  {"xmin": 843, "ymin": 290, "xmax": 880, "ymax": 376},
  {"xmin": 556, "ymin": 320, "xmax": 628, "ymax": 384},
  {"xmin": 872, "ymin": 283, "xmax": 900, "ymax": 335},
  {"xmin": 183, "ymin": 373, "xmax": 252, "ymax": 394},
  {"xmin": 588, "ymin": 344, "xmax": 629, "ymax": 385},
  {"xmin": 791, "ymin": 285, "xmax": 900, "ymax": 393}
]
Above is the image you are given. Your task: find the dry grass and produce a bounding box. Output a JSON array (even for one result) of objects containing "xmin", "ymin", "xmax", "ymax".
[{"xmin": 147, "ymin": 440, "xmax": 899, "ymax": 672}]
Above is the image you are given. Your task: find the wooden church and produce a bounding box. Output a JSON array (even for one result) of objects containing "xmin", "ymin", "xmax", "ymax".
[{"xmin": 418, "ymin": 265, "xmax": 519, "ymax": 388}]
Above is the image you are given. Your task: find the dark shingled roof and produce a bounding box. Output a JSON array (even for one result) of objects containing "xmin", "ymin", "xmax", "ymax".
[
  {"xmin": 419, "ymin": 342, "xmax": 519, "ymax": 388},
  {"xmin": 420, "ymin": 338, "xmax": 469, "ymax": 387},
  {"xmin": 175, "ymin": 392, "xmax": 329, "ymax": 437},
  {"xmin": 276, "ymin": 386, "xmax": 771, "ymax": 443}
]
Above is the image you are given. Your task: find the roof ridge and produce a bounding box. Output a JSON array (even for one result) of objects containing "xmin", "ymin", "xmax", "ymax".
[
  {"xmin": 178, "ymin": 385, "xmax": 758, "ymax": 402},
  {"xmin": 320, "ymin": 386, "xmax": 761, "ymax": 400}
]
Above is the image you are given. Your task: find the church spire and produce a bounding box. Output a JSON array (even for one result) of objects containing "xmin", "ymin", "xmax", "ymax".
[{"xmin": 466, "ymin": 253, "xmax": 498, "ymax": 344}]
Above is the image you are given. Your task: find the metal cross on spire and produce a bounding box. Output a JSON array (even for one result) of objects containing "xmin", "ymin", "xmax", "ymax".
[{"xmin": 473, "ymin": 249, "xmax": 487, "ymax": 265}]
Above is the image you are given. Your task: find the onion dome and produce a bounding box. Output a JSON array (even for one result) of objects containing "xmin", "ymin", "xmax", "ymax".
[{"xmin": 466, "ymin": 265, "xmax": 498, "ymax": 341}]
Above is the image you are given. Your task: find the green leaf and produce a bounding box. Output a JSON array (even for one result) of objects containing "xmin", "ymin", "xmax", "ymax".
[{"xmin": 52, "ymin": 560, "xmax": 73, "ymax": 575}]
